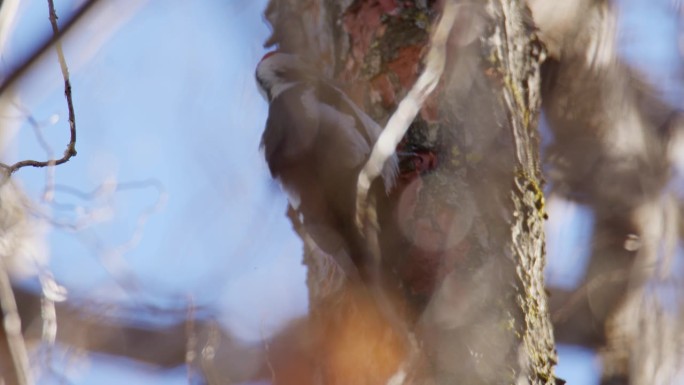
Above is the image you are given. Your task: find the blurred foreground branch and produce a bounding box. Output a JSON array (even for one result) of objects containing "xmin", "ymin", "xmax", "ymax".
[
  {"xmin": 0, "ymin": 262, "xmax": 32, "ymax": 385},
  {"xmin": 3, "ymin": 286, "xmax": 266, "ymax": 383}
]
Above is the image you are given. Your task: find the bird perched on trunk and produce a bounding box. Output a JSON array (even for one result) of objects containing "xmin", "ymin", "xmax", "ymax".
[{"xmin": 255, "ymin": 51, "xmax": 398, "ymax": 284}]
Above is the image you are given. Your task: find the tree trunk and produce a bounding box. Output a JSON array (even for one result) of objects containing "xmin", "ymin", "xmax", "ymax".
[{"xmin": 264, "ymin": 0, "xmax": 558, "ymax": 383}]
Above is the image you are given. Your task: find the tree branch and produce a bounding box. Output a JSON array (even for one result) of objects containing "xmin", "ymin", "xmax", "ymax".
[{"xmin": 0, "ymin": 0, "xmax": 99, "ymax": 176}]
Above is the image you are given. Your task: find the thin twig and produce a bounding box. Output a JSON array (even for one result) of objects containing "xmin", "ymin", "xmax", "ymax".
[
  {"xmin": 10, "ymin": 103, "xmax": 61, "ymax": 202},
  {"xmin": 37, "ymin": 178, "xmax": 167, "ymax": 298},
  {"xmin": 0, "ymin": 0, "xmax": 99, "ymax": 96},
  {"xmin": 0, "ymin": 0, "xmax": 83, "ymax": 176},
  {"xmin": 0, "ymin": 0, "xmax": 89, "ymax": 381},
  {"xmin": 27, "ymin": 113, "xmax": 58, "ymax": 202}
]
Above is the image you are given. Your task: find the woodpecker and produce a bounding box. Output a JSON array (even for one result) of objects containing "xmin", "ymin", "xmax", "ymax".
[{"xmin": 255, "ymin": 51, "xmax": 398, "ymax": 283}]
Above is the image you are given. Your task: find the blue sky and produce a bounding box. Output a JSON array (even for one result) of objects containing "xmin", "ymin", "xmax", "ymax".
[
  {"xmin": 1, "ymin": 0, "xmax": 680, "ymax": 384},
  {"xmin": 9, "ymin": 0, "xmax": 309, "ymax": 335},
  {"xmin": 5, "ymin": 0, "xmax": 309, "ymax": 383}
]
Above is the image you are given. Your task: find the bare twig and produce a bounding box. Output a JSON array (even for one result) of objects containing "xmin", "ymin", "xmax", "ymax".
[
  {"xmin": 9, "ymin": 103, "xmax": 62, "ymax": 202},
  {"xmin": 33, "ymin": 178, "xmax": 167, "ymax": 233},
  {"xmin": 0, "ymin": 0, "xmax": 99, "ymax": 95},
  {"xmin": 27, "ymin": 113, "xmax": 59, "ymax": 202},
  {"xmin": 0, "ymin": 0, "xmax": 85, "ymax": 176},
  {"xmin": 355, "ymin": 0, "xmax": 458, "ymax": 228},
  {"xmin": 33, "ymin": 178, "xmax": 167, "ymax": 300},
  {"xmin": 0, "ymin": 0, "xmax": 90, "ymax": 381}
]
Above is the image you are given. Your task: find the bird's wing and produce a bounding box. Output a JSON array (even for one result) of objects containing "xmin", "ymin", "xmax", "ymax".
[{"xmin": 260, "ymin": 83, "xmax": 321, "ymax": 176}]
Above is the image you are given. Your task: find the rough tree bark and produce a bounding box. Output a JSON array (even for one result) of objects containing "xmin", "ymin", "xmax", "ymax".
[{"xmin": 263, "ymin": 0, "xmax": 557, "ymax": 384}]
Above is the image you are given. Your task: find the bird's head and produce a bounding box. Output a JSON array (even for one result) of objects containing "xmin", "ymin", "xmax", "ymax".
[{"xmin": 255, "ymin": 51, "xmax": 308, "ymax": 102}]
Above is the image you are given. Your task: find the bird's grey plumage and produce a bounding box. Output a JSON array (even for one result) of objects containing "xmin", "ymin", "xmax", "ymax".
[{"xmin": 256, "ymin": 52, "xmax": 398, "ymax": 280}]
